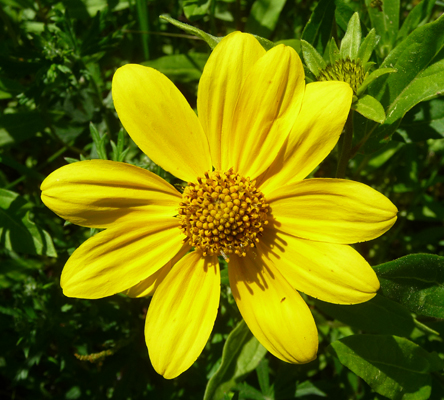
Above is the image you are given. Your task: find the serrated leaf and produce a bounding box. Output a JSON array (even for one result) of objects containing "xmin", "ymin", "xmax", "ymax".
[
  {"xmin": 0, "ymin": 189, "xmax": 57, "ymax": 257},
  {"xmin": 315, "ymin": 294, "xmax": 415, "ymax": 337},
  {"xmin": 245, "ymin": 0, "xmax": 287, "ymax": 39},
  {"xmin": 374, "ymin": 254, "xmax": 444, "ymax": 318},
  {"xmin": 352, "ymin": 95, "xmax": 386, "ymax": 123},
  {"xmin": 340, "ymin": 13, "xmax": 361, "ymax": 61},
  {"xmin": 160, "ymin": 15, "xmax": 221, "ymax": 49},
  {"xmin": 357, "ymin": 28, "xmax": 377, "ymax": 65},
  {"xmin": 301, "ymin": 0, "xmax": 336, "ymax": 54},
  {"xmin": 301, "ymin": 40, "xmax": 326, "ymax": 77},
  {"xmin": 357, "ymin": 67, "xmax": 396, "ymax": 95},
  {"xmin": 204, "ymin": 320, "xmax": 267, "ymax": 400},
  {"xmin": 328, "ymin": 335, "xmax": 443, "ymax": 400}
]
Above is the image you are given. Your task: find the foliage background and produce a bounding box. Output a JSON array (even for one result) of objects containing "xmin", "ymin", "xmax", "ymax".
[{"xmin": 1, "ymin": 0, "xmax": 444, "ymax": 399}]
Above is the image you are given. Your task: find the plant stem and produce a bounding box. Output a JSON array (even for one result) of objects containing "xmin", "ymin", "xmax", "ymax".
[{"xmin": 336, "ymin": 110, "xmax": 354, "ymax": 178}]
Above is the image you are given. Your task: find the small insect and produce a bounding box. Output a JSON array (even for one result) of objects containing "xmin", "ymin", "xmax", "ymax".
[{"xmin": 280, "ymin": 297, "xmax": 286, "ymax": 303}]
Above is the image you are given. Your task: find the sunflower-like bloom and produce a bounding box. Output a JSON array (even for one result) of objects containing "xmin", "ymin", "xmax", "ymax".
[{"xmin": 41, "ymin": 32, "xmax": 397, "ymax": 379}]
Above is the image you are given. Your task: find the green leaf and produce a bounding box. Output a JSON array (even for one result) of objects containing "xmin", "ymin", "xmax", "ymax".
[
  {"xmin": 328, "ymin": 335, "xmax": 443, "ymax": 400},
  {"xmin": 301, "ymin": 0, "xmax": 336, "ymax": 54},
  {"xmin": 295, "ymin": 381, "xmax": 327, "ymax": 398},
  {"xmin": 340, "ymin": 13, "xmax": 361, "ymax": 61},
  {"xmin": 324, "ymin": 37, "xmax": 340, "ymax": 65},
  {"xmin": 357, "ymin": 28, "xmax": 377, "ymax": 65},
  {"xmin": 397, "ymin": 0, "xmax": 436, "ymax": 44},
  {"xmin": 374, "ymin": 254, "xmax": 444, "ymax": 318},
  {"xmin": 275, "ymin": 39, "xmax": 301, "ymax": 55},
  {"xmin": 90, "ymin": 122, "xmax": 107, "ymax": 160},
  {"xmin": 352, "ymin": 95, "xmax": 386, "ymax": 123},
  {"xmin": 365, "ymin": 0, "xmax": 400, "ymax": 58},
  {"xmin": 301, "ymin": 40, "xmax": 326, "ymax": 77},
  {"xmin": 183, "ymin": 0, "xmax": 212, "ymax": 22},
  {"xmin": 252, "ymin": 35, "xmax": 275, "ymax": 51},
  {"xmin": 385, "ymin": 58, "xmax": 444, "ymax": 123},
  {"xmin": 315, "ymin": 294, "xmax": 415, "ymax": 337},
  {"xmin": 357, "ymin": 67, "xmax": 396, "ymax": 95},
  {"xmin": 255, "ymin": 359, "xmax": 271, "ymax": 396},
  {"xmin": 159, "ymin": 15, "xmax": 221, "ymax": 49},
  {"xmin": 0, "ymin": 75, "xmax": 24, "ymax": 99},
  {"xmin": 334, "ymin": 0, "xmax": 355, "ymax": 32},
  {"xmin": 372, "ymin": 14, "xmax": 444, "ymax": 107},
  {"xmin": 0, "ymin": 189, "xmax": 57, "ymax": 257},
  {"xmin": 0, "ymin": 112, "xmax": 46, "ymax": 147},
  {"xmin": 245, "ymin": 0, "xmax": 287, "ymax": 39},
  {"xmin": 135, "ymin": 0, "xmax": 150, "ymax": 60},
  {"xmin": 399, "ymin": 97, "xmax": 444, "ymax": 142},
  {"xmin": 142, "ymin": 53, "xmax": 209, "ymax": 83},
  {"xmin": 363, "ymin": 13, "xmax": 444, "ymax": 153},
  {"xmin": 203, "ymin": 320, "xmax": 267, "ymax": 400}
]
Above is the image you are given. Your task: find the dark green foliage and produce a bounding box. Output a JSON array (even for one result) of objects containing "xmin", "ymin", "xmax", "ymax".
[{"xmin": 1, "ymin": 1, "xmax": 444, "ymax": 399}]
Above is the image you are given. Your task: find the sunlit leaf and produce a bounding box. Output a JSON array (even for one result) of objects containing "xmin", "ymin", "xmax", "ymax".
[
  {"xmin": 204, "ymin": 320, "xmax": 267, "ymax": 400},
  {"xmin": 301, "ymin": 0, "xmax": 336, "ymax": 54},
  {"xmin": 374, "ymin": 254, "xmax": 444, "ymax": 318},
  {"xmin": 329, "ymin": 335, "xmax": 443, "ymax": 400},
  {"xmin": 245, "ymin": 0, "xmax": 287, "ymax": 39}
]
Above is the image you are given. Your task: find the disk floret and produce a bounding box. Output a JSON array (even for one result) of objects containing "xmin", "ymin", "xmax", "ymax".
[
  {"xmin": 178, "ymin": 168, "xmax": 269, "ymax": 261},
  {"xmin": 317, "ymin": 58, "xmax": 365, "ymax": 94}
]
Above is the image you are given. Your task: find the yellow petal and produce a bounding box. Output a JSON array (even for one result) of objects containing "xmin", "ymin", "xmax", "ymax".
[
  {"xmin": 41, "ymin": 160, "xmax": 181, "ymax": 228},
  {"xmin": 61, "ymin": 217, "xmax": 185, "ymax": 299},
  {"xmin": 229, "ymin": 253, "xmax": 318, "ymax": 364},
  {"xmin": 125, "ymin": 244, "xmax": 191, "ymax": 298},
  {"xmin": 197, "ymin": 32, "xmax": 265, "ymax": 170},
  {"xmin": 260, "ymin": 229, "xmax": 379, "ymax": 304},
  {"xmin": 268, "ymin": 178, "xmax": 398, "ymax": 244},
  {"xmin": 222, "ymin": 44, "xmax": 305, "ymax": 179},
  {"xmin": 259, "ymin": 81, "xmax": 353, "ymax": 194},
  {"xmin": 112, "ymin": 64, "xmax": 211, "ymax": 182},
  {"xmin": 145, "ymin": 251, "xmax": 220, "ymax": 379}
]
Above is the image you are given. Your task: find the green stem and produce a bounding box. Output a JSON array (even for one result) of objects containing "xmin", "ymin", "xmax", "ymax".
[
  {"xmin": 336, "ymin": 110, "xmax": 354, "ymax": 178},
  {"xmin": 413, "ymin": 318, "xmax": 440, "ymax": 336}
]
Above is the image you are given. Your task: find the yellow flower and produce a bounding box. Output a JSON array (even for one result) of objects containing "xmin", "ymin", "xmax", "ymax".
[{"xmin": 41, "ymin": 32, "xmax": 397, "ymax": 379}]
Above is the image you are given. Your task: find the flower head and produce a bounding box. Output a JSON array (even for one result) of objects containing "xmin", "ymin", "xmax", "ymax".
[{"xmin": 41, "ymin": 32, "xmax": 397, "ymax": 379}]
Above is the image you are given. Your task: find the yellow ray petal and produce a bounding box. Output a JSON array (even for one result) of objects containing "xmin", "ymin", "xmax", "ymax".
[
  {"xmin": 259, "ymin": 81, "xmax": 353, "ymax": 195},
  {"xmin": 112, "ymin": 64, "xmax": 211, "ymax": 182},
  {"xmin": 197, "ymin": 32, "xmax": 265, "ymax": 170},
  {"xmin": 125, "ymin": 244, "xmax": 191, "ymax": 298},
  {"xmin": 222, "ymin": 44, "xmax": 305, "ymax": 179},
  {"xmin": 260, "ymin": 229, "xmax": 379, "ymax": 304},
  {"xmin": 268, "ymin": 178, "xmax": 398, "ymax": 244},
  {"xmin": 145, "ymin": 251, "xmax": 220, "ymax": 379},
  {"xmin": 61, "ymin": 217, "xmax": 185, "ymax": 299},
  {"xmin": 41, "ymin": 160, "xmax": 181, "ymax": 228},
  {"xmin": 229, "ymin": 254, "xmax": 318, "ymax": 364}
]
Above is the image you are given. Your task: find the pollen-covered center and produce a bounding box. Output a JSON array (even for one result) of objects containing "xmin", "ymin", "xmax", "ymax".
[{"xmin": 179, "ymin": 169, "xmax": 269, "ymax": 261}]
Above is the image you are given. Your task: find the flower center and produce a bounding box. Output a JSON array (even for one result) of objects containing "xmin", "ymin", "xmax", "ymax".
[
  {"xmin": 178, "ymin": 168, "xmax": 269, "ymax": 261},
  {"xmin": 317, "ymin": 58, "xmax": 366, "ymax": 95}
]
